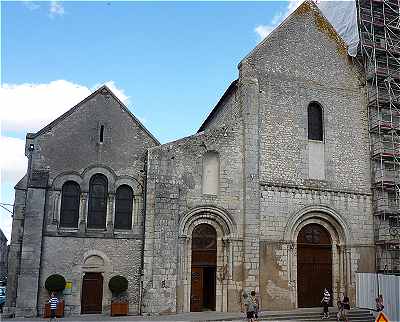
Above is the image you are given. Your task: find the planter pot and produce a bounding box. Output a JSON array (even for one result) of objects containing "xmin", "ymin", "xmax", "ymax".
[
  {"xmin": 43, "ymin": 300, "xmax": 65, "ymax": 318},
  {"xmin": 110, "ymin": 302, "xmax": 128, "ymax": 316}
]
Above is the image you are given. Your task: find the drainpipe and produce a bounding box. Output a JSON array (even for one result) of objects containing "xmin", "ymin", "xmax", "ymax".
[{"xmin": 139, "ymin": 152, "xmax": 148, "ymax": 315}]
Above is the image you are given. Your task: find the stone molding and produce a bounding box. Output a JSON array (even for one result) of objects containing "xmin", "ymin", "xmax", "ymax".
[
  {"xmin": 178, "ymin": 205, "xmax": 237, "ymax": 238},
  {"xmin": 283, "ymin": 204, "xmax": 353, "ymax": 245},
  {"xmin": 261, "ymin": 181, "xmax": 371, "ymax": 197}
]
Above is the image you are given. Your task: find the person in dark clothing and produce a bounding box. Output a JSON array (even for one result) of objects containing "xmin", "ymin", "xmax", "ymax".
[
  {"xmin": 321, "ymin": 288, "xmax": 330, "ymax": 320},
  {"xmin": 341, "ymin": 295, "xmax": 350, "ymax": 322},
  {"xmin": 250, "ymin": 291, "xmax": 259, "ymax": 321},
  {"xmin": 375, "ymin": 294, "xmax": 384, "ymax": 312}
]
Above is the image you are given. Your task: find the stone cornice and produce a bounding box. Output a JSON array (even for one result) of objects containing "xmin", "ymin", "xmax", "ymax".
[{"xmin": 260, "ymin": 181, "xmax": 372, "ymax": 197}]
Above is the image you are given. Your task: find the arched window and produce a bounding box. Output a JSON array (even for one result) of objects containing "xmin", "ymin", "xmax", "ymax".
[
  {"xmin": 308, "ymin": 102, "xmax": 323, "ymax": 141},
  {"xmin": 60, "ymin": 181, "xmax": 80, "ymax": 228},
  {"xmin": 114, "ymin": 185, "xmax": 133, "ymax": 230},
  {"xmin": 88, "ymin": 174, "xmax": 108, "ymax": 229},
  {"xmin": 202, "ymin": 151, "xmax": 219, "ymax": 195}
]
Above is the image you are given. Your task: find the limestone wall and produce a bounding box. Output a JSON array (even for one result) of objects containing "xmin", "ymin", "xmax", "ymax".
[
  {"xmin": 6, "ymin": 86, "xmax": 158, "ymax": 317},
  {"xmin": 38, "ymin": 236, "xmax": 142, "ymax": 316},
  {"xmin": 242, "ymin": 2, "xmax": 370, "ymax": 192},
  {"xmin": 259, "ymin": 186, "xmax": 374, "ymax": 310},
  {"xmin": 143, "ymin": 122, "xmax": 245, "ymax": 313}
]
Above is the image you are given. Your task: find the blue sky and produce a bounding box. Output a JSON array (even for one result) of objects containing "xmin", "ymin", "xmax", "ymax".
[{"xmin": 0, "ymin": 0, "xmax": 301, "ymax": 241}]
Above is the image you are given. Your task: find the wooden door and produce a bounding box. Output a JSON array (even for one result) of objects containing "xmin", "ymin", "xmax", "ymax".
[
  {"xmin": 191, "ymin": 267, "xmax": 203, "ymax": 312},
  {"xmin": 297, "ymin": 224, "xmax": 332, "ymax": 307},
  {"xmin": 190, "ymin": 224, "xmax": 217, "ymax": 311},
  {"xmin": 203, "ymin": 267, "xmax": 216, "ymax": 310},
  {"xmin": 81, "ymin": 273, "xmax": 103, "ymax": 314}
]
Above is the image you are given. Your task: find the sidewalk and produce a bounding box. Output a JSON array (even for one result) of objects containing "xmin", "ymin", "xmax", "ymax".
[
  {"xmin": 2, "ymin": 311, "xmax": 244, "ymax": 322},
  {"xmin": 0, "ymin": 308, "xmax": 331, "ymax": 322}
]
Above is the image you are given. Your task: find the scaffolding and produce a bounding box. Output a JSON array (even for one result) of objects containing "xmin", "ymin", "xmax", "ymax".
[{"xmin": 357, "ymin": 0, "xmax": 400, "ymax": 274}]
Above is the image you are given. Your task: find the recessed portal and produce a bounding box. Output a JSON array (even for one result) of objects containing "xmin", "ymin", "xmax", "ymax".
[
  {"xmin": 190, "ymin": 224, "xmax": 217, "ymax": 312},
  {"xmin": 297, "ymin": 223, "xmax": 332, "ymax": 307}
]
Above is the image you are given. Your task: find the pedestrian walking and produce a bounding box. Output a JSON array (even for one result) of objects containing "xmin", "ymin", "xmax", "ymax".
[
  {"xmin": 243, "ymin": 292, "xmax": 256, "ymax": 322},
  {"xmin": 250, "ymin": 291, "xmax": 259, "ymax": 321},
  {"xmin": 336, "ymin": 298, "xmax": 344, "ymax": 321},
  {"xmin": 375, "ymin": 294, "xmax": 384, "ymax": 312},
  {"xmin": 48, "ymin": 292, "xmax": 59, "ymax": 321},
  {"xmin": 341, "ymin": 295, "xmax": 350, "ymax": 322},
  {"xmin": 321, "ymin": 288, "xmax": 331, "ymax": 320}
]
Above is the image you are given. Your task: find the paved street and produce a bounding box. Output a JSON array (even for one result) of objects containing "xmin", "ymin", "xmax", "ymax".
[
  {"xmin": 0, "ymin": 307, "xmax": 376, "ymax": 322},
  {"xmin": 2, "ymin": 310, "xmax": 244, "ymax": 322}
]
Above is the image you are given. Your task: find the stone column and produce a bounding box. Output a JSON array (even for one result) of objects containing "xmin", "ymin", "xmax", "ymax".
[
  {"xmin": 15, "ymin": 170, "xmax": 48, "ymax": 317},
  {"xmin": 239, "ymin": 61, "xmax": 261, "ymax": 292},
  {"xmin": 106, "ymin": 193, "xmax": 115, "ymax": 233},
  {"xmin": 176, "ymin": 236, "xmax": 187, "ymax": 313},
  {"xmin": 5, "ymin": 187, "xmax": 27, "ymax": 316},
  {"xmin": 79, "ymin": 192, "xmax": 88, "ymax": 233},
  {"xmin": 50, "ymin": 191, "xmax": 61, "ymax": 232}
]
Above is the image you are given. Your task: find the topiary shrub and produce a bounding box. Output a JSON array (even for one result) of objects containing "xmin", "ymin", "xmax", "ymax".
[
  {"xmin": 45, "ymin": 274, "xmax": 66, "ymax": 292},
  {"xmin": 108, "ymin": 275, "xmax": 128, "ymax": 294}
]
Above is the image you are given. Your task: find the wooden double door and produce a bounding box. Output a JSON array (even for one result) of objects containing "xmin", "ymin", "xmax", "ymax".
[
  {"xmin": 297, "ymin": 224, "xmax": 332, "ymax": 307},
  {"xmin": 81, "ymin": 273, "xmax": 103, "ymax": 314},
  {"xmin": 190, "ymin": 224, "xmax": 217, "ymax": 312}
]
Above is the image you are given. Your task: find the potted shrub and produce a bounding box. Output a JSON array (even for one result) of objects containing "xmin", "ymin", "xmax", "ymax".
[
  {"xmin": 43, "ymin": 274, "xmax": 66, "ymax": 318},
  {"xmin": 109, "ymin": 275, "xmax": 129, "ymax": 316}
]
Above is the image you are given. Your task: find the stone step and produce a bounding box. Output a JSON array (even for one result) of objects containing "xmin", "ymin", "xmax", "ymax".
[
  {"xmin": 257, "ymin": 309, "xmax": 375, "ymax": 322},
  {"xmin": 260, "ymin": 316, "xmax": 374, "ymax": 322},
  {"xmin": 211, "ymin": 309, "xmax": 375, "ymax": 322}
]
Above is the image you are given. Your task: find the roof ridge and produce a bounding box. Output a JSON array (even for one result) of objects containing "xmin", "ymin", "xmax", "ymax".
[
  {"xmin": 27, "ymin": 84, "xmax": 160, "ymax": 145},
  {"xmin": 239, "ymin": 0, "xmax": 348, "ymax": 66}
]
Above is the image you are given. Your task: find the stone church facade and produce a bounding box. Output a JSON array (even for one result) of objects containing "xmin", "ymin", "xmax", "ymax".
[{"xmin": 6, "ymin": 2, "xmax": 375, "ymax": 317}]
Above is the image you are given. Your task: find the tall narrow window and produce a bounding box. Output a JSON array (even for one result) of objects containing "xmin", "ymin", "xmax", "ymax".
[
  {"xmin": 308, "ymin": 102, "xmax": 323, "ymax": 141},
  {"xmin": 88, "ymin": 174, "xmax": 108, "ymax": 229},
  {"xmin": 308, "ymin": 101, "xmax": 325, "ymax": 179},
  {"xmin": 60, "ymin": 181, "xmax": 80, "ymax": 228},
  {"xmin": 99, "ymin": 125, "xmax": 104, "ymax": 143},
  {"xmin": 202, "ymin": 151, "xmax": 219, "ymax": 195},
  {"xmin": 114, "ymin": 185, "xmax": 133, "ymax": 230}
]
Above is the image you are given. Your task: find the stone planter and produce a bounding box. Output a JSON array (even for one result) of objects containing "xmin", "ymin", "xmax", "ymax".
[{"xmin": 110, "ymin": 302, "xmax": 128, "ymax": 316}]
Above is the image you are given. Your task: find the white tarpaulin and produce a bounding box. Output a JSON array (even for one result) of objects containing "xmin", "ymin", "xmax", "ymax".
[
  {"xmin": 317, "ymin": 1, "xmax": 360, "ymax": 56},
  {"xmin": 356, "ymin": 273, "xmax": 400, "ymax": 322}
]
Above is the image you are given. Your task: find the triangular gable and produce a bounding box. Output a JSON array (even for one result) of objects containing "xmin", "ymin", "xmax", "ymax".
[
  {"xmin": 27, "ymin": 85, "xmax": 160, "ymax": 145},
  {"xmin": 242, "ymin": 0, "xmax": 348, "ymax": 64}
]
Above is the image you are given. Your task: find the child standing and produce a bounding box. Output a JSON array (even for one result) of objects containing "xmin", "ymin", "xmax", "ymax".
[{"xmin": 48, "ymin": 292, "xmax": 59, "ymax": 321}]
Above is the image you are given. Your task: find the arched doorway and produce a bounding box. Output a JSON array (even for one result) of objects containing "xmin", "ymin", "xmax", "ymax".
[
  {"xmin": 297, "ymin": 223, "xmax": 332, "ymax": 307},
  {"xmin": 190, "ymin": 224, "xmax": 217, "ymax": 311},
  {"xmin": 81, "ymin": 272, "xmax": 103, "ymax": 314}
]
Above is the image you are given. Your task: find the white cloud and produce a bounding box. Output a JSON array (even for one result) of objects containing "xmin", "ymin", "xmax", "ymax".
[
  {"xmin": 22, "ymin": 1, "xmax": 40, "ymax": 11},
  {"xmin": 49, "ymin": 1, "xmax": 65, "ymax": 18},
  {"xmin": 0, "ymin": 136, "xmax": 27, "ymax": 186},
  {"xmin": 0, "ymin": 80, "xmax": 129, "ymax": 134},
  {"xmin": 0, "ymin": 135, "xmax": 27, "ymax": 243},
  {"xmin": 254, "ymin": 0, "xmax": 304, "ymax": 41},
  {"xmin": 254, "ymin": 25, "xmax": 276, "ymax": 40}
]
